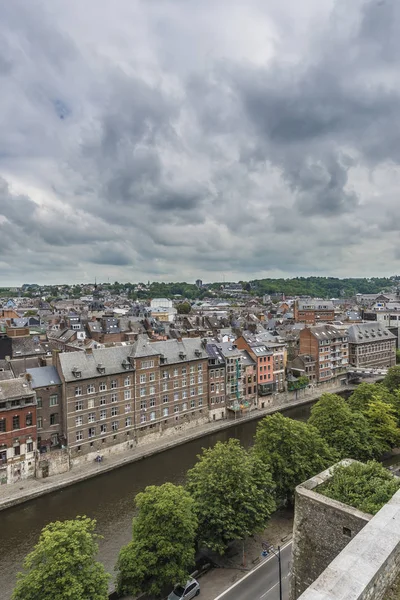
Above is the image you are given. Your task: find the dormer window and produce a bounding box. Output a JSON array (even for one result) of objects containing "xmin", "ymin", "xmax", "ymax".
[
  {"xmin": 97, "ymin": 363, "xmax": 105, "ymax": 374},
  {"xmin": 72, "ymin": 366, "xmax": 81, "ymax": 378},
  {"xmin": 179, "ymin": 351, "xmax": 186, "ymax": 360}
]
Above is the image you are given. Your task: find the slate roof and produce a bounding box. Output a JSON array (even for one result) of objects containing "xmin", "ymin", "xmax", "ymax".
[
  {"xmin": 26, "ymin": 366, "xmax": 62, "ymax": 388},
  {"xmin": 130, "ymin": 336, "xmax": 205, "ymax": 363},
  {"xmin": 12, "ymin": 337, "xmax": 46, "ymax": 357},
  {"xmin": 297, "ymin": 300, "xmax": 334, "ymax": 310},
  {"xmin": 309, "ymin": 324, "xmax": 347, "ymax": 340},
  {"xmin": 0, "ymin": 378, "xmax": 34, "ymax": 401},
  {"xmin": 58, "ymin": 346, "xmax": 133, "ymax": 382},
  {"xmin": 347, "ymin": 322, "xmax": 395, "ymax": 344}
]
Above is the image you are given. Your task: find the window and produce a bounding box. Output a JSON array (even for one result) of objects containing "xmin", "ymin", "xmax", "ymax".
[
  {"xmin": 198, "ymin": 398, "xmax": 203, "ymax": 407},
  {"xmin": 182, "ymin": 379, "xmax": 187, "ymax": 387},
  {"xmin": 100, "ymin": 424, "xmax": 107, "ymax": 434},
  {"xmin": 14, "ymin": 445, "xmax": 20, "ymax": 456},
  {"xmin": 88, "ymin": 427, "xmax": 96, "ymax": 438},
  {"xmin": 182, "ymin": 402, "xmax": 188, "ymax": 411},
  {"xmin": 210, "ymin": 371, "xmax": 214, "ymax": 380},
  {"xmin": 125, "ymin": 417, "xmax": 132, "ymax": 427},
  {"xmin": 162, "ymin": 371, "xmax": 168, "ymax": 379},
  {"xmin": 162, "ymin": 382, "xmax": 168, "ymax": 391},
  {"xmin": 27, "ymin": 441, "xmax": 33, "ymax": 453},
  {"xmin": 190, "ymin": 388, "xmax": 195, "ymax": 397},
  {"xmin": 87, "ymin": 384, "xmax": 95, "ymax": 394},
  {"xmin": 50, "ymin": 413, "xmax": 59, "ymax": 427},
  {"xmin": 190, "ymin": 399, "xmax": 195, "ymax": 408},
  {"xmin": 174, "ymin": 405, "xmax": 179, "ymax": 414},
  {"xmin": 190, "ymin": 365, "xmax": 195, "ymax": 374},
  {"xmin": 88, "ymin": 398, "xmax": 95, "ymax": 409},
  {"xmin": 140, "ymin": 374, "xmax": 146, "ymax": 384},
  {"xmin": 88, "ymin": 412, "xmax": 95, "ymax": 423},
  {"xmin": 149, "ymin": 386, "xmax": 155, "ymax": 395},
  {"xmin": 198, "ymin": 375, "xmax": 203, "ymax": 383},
  {"xmin": 26, "ymin": 412, "xmax": 33, "ymax": 426},
  {"xmin": 75, "ymin": 386, "xmax": 82, "ymax": 396},
  {"xmin": 182, "ymin": 367, "xmax": 187, "ymax": 375},
  {"xmin": 140, "ymin": 414, "xmax": 147, "ymax": 423},
  {"xmin": 140, "ymin": 387, "xmax": 146, "ymax": 397},
  {"xmin": 150, "ymin": 411, "xmax": 156, "ymax": 421},
  {"xmin": 140, "ymin": 400, "xmax": 147, "ymax": 410},
  {"xmin": 163, "ymin": 407, "xmax": 169, "ymax": 417},
  {"xmin": 99, "ymin": 382, "xmax": 107, "ymax": 391},
  {"xmin": 124, "ymin": 376, "xmax": 130, "ymax": 386},
  {"xmin": 111, "ymin": 393, "xmax": 117, "ymax": 403},
  {"xmin": 75, "ymin": 400, "xmax": 83, "ymax": 411},
  {"xmin": 100, "ymin": 409, "xmax": 107, "ymax": 420},
  {"xmin": 0, "ymin": 418, "xmax": 5, "ymax": 433},
  {"xmin": 76, "ymin": 431, "xmax": 83, "ymax": 442},
  {"xmin": 141, "ymin": 360, "xmax": 154, "ymax": 369},
  {"xmin": 111, "ymin": 406, "xmax": 118, "ymax": 417},
  {"xmin": 174, "ymin": 380, "xmax": 179, "ymax": 389},
  {"xmin": 37, "ymin": 416, "xmax": 43, "ymax": 429},
  {"xmin": 12, "ymin": 415, "xmax": 20, "ymax": 430},
  {"xmin": 75, "ymin": 415, "xmax": 83, "ymax": 427},
  {"xmin": 182, "ymin": 390, "xmax": 188, "ymax": 399},
  {"xmin": 174, "ymin": 392, "xmax": 179, "ymax": 401},
  {"xmin": 198, "ymin": 386, "xmax": 203, "ymax": 395},
  {"xmin": 211, "ymin": 383, "xmax": 215, "ymax": 392},
  {"xmin": 112, "ymin": 421, "xmax": 118, "ymax": 431},
  {"xmin": 163, "ymin": 395, "xmax": 168, "ymax": 404},
  {"xmin": 149, "ymin": 372, "xmax": 155, "ymax": 382},
  {"xmin": 36, "ymin": 396, "xmax": 42, "ymax": 407},
  {"xmin": 100, "ymin": 396, "xmax": 106, "ymax": 406},
  {"xmin": 150, "ymin": 398, "xmax": 156, "ymax": 408},
  {"xmin": 173, "ymin": 368, "xmax": 179, "ymax": 377},
  {"xmin": 198, "ymin": 364, "xmax": 203, "ymax": 372},
  {"xmin": 190, "ymin": 376, "xmax": 195, "ymax": 385},
  {"xmin": 125, "ymin": 404, "xmax": 131, "ymax": 413},
  {"xmin": 124, "ymin": 390, "xmax": 131, "ymax": 400},
  {"xmin": 111, "ymin": 379, "xmax": 117, "ymax": 389}
]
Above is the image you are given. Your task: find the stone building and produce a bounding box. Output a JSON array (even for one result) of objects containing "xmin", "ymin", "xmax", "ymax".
[
  {"xmin": 347, "ymin": 322, "xmax": 396, "ymax": 369},
  {"xmin": 0, "ymin": 379, "xmax": 37, "ymax": 484},
  {"xmin": 299, "ymin": 325, "xmax": 348, "ymax": 384}
]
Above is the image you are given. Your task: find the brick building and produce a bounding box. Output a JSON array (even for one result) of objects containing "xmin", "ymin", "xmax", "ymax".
[
  {"xmin": 235, "ymin": 333, "xmax": 285, "ymax": 393},
  {"xmin": 0, "ymin": 379, "xmax": 37, "ymax": 484},
  {"xmin": 299, "ymin": 325, "xmax": 348, "ymax": 383},
  {"xmin": 347, "ymin": 322, "xmax": 396, "ymax": 369},
  {"xmin": 206, "ymin": 343, "xmax": 226, "ymax": 421},
  {"xmin": 26, "ymin": 366, "xmax": 63, "ymax": 452},
  {"xmin": 294, "ymin": 300, "xmax": 335, "ymax": 325}
]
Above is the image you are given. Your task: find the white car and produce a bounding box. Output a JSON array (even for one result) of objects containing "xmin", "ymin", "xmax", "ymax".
[{"xmin": 168, "ymin": 578, "xmax": 200, "ymax": 600}]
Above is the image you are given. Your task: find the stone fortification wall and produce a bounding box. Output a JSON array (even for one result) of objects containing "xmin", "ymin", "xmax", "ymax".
[
  {"xmin": 291, "ymin": 460, "xmax": 372, "ymax": 599},
  {"xmin": 297, "ymin": 487, "xmax": 400, "ymax": 600}
]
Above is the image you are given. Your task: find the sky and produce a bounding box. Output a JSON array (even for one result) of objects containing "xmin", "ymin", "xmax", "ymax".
[{"xmin": 1, "ymin": 0, "xmax": 400, "ymax": 285}]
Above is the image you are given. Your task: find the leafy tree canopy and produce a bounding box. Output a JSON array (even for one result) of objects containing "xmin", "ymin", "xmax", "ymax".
[
  {"xmin": 348, "ymin": 383, "xmax": 395, "ymax": 413},
  {"xmin": 365, "ymin": 400, "xmax": 400, "ymax": 456},
  {"xmin": 318, "ymin": 461, "xmax": 400, "ymax": 515},
  {"xmin": 309, "ymin": 394, "xmax": 378, "ymax": 461},
  {"xmin": 186, "ymin": 439, "xmax": 275, "ymax": 554},
  {"xmin": 253, "ymin": 412, "xmax": 337, "ymax": 503},
  {"xmin": 116, "ymin": 483, "xmax": 197, "ymax": 597},
  {"xmin": 176, "ymin": 302, "xmax": 191, "ymax": 315},
  {"xmin": 12, "ymin": 516, "xmax": 109, "ymax": 600},
  {"xmin": 383, "ymin": 366, "xmax": 400, "ymax": 392}
]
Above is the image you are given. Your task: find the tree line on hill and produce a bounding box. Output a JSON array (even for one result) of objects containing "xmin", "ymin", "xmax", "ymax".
[{"xmin": 12, "ymin": 366, "xmax": 400, "ymax": 600}]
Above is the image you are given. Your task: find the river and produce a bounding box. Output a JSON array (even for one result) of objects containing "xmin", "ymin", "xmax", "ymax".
[{"xmin": 0, "ymin": 403, "xmax": 312, "ymax": 598}]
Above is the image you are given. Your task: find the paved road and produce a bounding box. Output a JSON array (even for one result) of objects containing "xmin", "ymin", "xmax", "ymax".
[{"xmin": 214, "ymin": 542, "xmax": 292, "ymax": 600}]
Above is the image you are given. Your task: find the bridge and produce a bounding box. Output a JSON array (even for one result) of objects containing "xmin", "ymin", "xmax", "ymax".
[{"xmin": 347, "ymin": 367, "xmax": 388, "ymax": 379}]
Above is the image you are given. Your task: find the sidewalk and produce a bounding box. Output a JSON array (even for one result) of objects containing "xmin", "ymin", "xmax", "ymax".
[{"xmin": 0, "ymin": 385, "xmax": 350, "ymax": 512}]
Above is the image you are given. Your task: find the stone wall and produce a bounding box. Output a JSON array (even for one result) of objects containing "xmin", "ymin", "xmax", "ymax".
[
  {"xmin": 297, "ymin": 488, "xmax": 400, "ymax": 600},
  {"xmin": 37, "ymin": 448, "xmax": 70, "ymax": 478},
  {"xmin": 291, "ymin": 460, "xmax": 372, "ymax": 600}
]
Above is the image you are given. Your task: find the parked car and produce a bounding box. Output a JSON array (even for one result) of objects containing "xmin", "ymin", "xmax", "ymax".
[{"xmin": 168, "ymin": 577, "xmax": 200, "ymax": 600}]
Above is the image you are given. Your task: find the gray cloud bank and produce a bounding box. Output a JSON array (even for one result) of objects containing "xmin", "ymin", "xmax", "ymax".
[{"xmin": 0, "ymin": 0, "xmax": 399, "ymax": 284}]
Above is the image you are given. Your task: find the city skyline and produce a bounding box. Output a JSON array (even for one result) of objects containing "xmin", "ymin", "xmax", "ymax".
[{"xmin": 1, "ymin": 0, "xmax": 400, "ymax": 285}]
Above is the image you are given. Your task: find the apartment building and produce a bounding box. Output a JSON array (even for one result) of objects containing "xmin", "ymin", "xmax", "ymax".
[
  {"xmin": 235, "ymin": 333, "xmax": 285, "ymax": 393},
  {"xmin": 241, "ymin": 352, "xmax": 257, "ymax": 408},
  {"xmin": 299, "ymin": 325, "xmax": 348, "ymax": 383},
  {"xmin": 206, "ymin": 343, "xmax": 226, "ymax": 421},
  {"xmin": 0, "ymin": 379, "xmax": 37, "ymax": 484},
  {"xmin": 294, "ymin": 300, "xmax": 335, "ymax": 325},
  {"xmin": 347, "ymin": 323, "xmax": 396, "ymax": 369},
  {"xmin": 26, "ymin": 366, "xmax": 63, "ymax": 452},
  {"xmin": 218, "ymin": 343, "xmax": 244, "ymax": 411}
]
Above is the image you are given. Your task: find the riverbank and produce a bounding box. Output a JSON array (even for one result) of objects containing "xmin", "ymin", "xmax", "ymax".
[{"xmin": 0, "ymin": 385, "xmax": 352, "ymax": 512}]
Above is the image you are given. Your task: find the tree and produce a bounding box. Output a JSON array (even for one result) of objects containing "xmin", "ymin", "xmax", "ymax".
[
  {"xmin": 253, "ymin": 413, "xmax": 337, "ymax": 503},
  {"xmin": 348, "ymin": 383, "xmax": 395, "ymax": 413},
  {"xmin": 12, "ymin": 516, "xmax": 109, "ymax": 600},
  {"xmin": 365, "ymin": 400, "xmax": 400, "ymax": 455},
  {"xmin": 186, "ymin": 439, "xmax": 275, "ymax": 554},
  {"xmin": 383, "ymin": 366, "xmax": 400, "ymax": 392},
  {"xmin": 396, "ymin": 350, "xmax": 400, "ymax": 365},
  {"xmin": 309, "ymin": 394, "xmax": 378, "ymax": 461},
  {"xmin": 116, "ymin": 483, "xmax": 197, "ymax": 597},
  {"xmin": 176, "ymin": 302, "xmax": 191, "ymax": 315},
  {"xmin": 318, "ymin": 461, "xmax": 400, "ymax": 515}
]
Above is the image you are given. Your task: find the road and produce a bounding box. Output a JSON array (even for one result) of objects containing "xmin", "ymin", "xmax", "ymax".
[{"xmin": 214, "ymin": 542, "xmax": 292, "ymax": 600}]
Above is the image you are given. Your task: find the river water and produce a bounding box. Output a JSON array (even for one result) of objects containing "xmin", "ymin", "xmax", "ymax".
[{"xmin": 0, "ymin": 403, "xmax": 313, "ymax": 598}]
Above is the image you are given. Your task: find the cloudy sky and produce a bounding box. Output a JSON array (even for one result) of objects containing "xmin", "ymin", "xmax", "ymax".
[{"xmin": 1, "ymin": 0, "xmax": 400, "ymax": 285}]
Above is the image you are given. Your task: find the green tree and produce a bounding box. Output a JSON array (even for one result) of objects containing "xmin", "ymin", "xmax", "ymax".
[
  {"xmin": 383, "ymin": 366, "xmax": 400, "ymax": 392},
  {"xmin": 186, "ymin": 439, "xmax": 275, "ymax": 554},
  {"xmin": 12, "ymin": 516, "xmax": 109, "ymax": 600},
  {"xmin": 396, "ymin": 350, "xmax": 400, "ymax": 365},
  {"xmin": 318, "ymin": 461, "xmax": 400, "ymax": 515},
  {"xmin": 309, "ymin": 394, "xmax": 378, "ymax": 461},
  {"xmin": 253, "ymin": 413, "xmax": 337, "ymax": 503},
  {"xmin": 116, "ymin": 483, "xmax": 197, "ymax": 597},
  {"xmin": 348, "ymin": 383, "xmax": 395, "ymax": 413},
  {"xmin": 365, "ymin": 400, "xmax": 400, "ymax": 455},
  {"xmin": 176, "ymin": 302, "xmax": 191, "ymax": 315}
]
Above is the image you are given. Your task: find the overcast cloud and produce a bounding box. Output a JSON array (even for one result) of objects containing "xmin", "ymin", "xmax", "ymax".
[{"xmin": 0, "ymin": 0, "xmax": 400, "ymax": 285}]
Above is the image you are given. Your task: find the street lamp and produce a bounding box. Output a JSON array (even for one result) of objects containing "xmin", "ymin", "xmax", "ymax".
[{"xmin": 262, "ymin": 543, "xmax": 282, "ymax": 600}]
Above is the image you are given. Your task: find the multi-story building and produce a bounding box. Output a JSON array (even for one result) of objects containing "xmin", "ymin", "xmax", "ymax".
[
  {"xmin": 294, "ymin": 300, "xmax": 335, "ymax": 325},
  {"xmin": 287, "ymin": 354, "xmax": 317, "ymax": 383},
  {"xmin": 26, "ymin": 366, "xmax": 63, "ymax": 452},
  {"xmin": 235, "ymin": 333, "xmax": 286, "ymax": 393},
  {"xmin": 347, "ymin": 323, "xmax": 396, "ymax": 369},
  {"xmin": 218, "ymin": 343, "xmax": 244, "ymax": 413},
  {"xmin": 206, "ymin": 343, "xmax": 226, "ymax": 421},
  {"xmin": 0, "ymin": 379, "xmax": 37, "ymax": 484},
  {"xmin": 299, "ymin": 325, "xmax": 348, "ymax": 383},
  {"xmin": 241, "ymin": 352, "xmax": 257, "ymax": 408}
]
